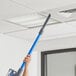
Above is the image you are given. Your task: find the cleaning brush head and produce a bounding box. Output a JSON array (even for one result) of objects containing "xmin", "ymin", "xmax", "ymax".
[
  {"xmin": 7, "ymin": 68, "xmax": 16, "ymax": 76},
  {"xmin": 7, "ymin": 68, "xmax": 23, "ymax": 76}
]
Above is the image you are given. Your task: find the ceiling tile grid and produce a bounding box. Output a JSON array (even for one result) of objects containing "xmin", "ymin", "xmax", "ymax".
[{"xmin": 0, "ymin": 0, "xmax": 76, "ymax": 41}]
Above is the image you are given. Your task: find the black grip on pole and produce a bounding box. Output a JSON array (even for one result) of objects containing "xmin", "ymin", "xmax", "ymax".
[{"xmin": 39, "ymin": 14, "xmax": 51, "ymax": 34}]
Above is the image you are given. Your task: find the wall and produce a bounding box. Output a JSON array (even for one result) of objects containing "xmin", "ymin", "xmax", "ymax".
[
  {"xmin": 0, "ymin": 34, "xmax": 38, "ymax": 76},
  {"xmin": 34, "ymin": 35, "xmax": 76, "ymax": 76}
]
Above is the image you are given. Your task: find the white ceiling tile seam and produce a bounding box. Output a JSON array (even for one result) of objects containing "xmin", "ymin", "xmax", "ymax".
[
  {"xmin": 3, "ymin": 23, "xmax": 58, "ymax": 34},
  {"xmin": 6, "ymin": 22, "xmax": 58, "ymax": 29},
  {"xmin": 3, "ymin": 19, "xmax": 28, "ymax": 28},
  {"xmin": 2, "ymin": 25, "xmax": 49, "ymax": 34}
]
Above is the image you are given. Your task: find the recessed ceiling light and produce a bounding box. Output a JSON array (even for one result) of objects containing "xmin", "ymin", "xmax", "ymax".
[{"xmin": 7, "ymin": 13, "xmax": 44, "ymax": 23}]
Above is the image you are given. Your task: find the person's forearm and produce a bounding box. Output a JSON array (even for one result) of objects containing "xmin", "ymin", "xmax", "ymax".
[
  {"xmin": 22, "ymin": 55, "xmax": 31, "ymax": 76},
  {"xmin": 22, "ymin": 66, "xmax": 29, "ymax": 76}
]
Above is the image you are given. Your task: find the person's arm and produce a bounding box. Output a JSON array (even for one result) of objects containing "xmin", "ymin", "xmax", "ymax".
[{"xmin": 22, "ymin": 55, "xmax": 31, "ymax": 76}]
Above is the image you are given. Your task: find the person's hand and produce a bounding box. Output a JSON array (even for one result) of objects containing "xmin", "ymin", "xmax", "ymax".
[{"xmin": 23, "ymin": 55, "xmax": 31, "ymax": 67}]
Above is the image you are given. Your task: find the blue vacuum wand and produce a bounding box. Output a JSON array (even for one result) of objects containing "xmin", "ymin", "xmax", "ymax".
[{"xmin": 7, "ymin": 14, "xmax": 51, "ymax": 76}]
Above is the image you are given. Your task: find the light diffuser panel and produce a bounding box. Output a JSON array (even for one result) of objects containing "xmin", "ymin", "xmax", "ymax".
[
  {"xmin": 6, "ymin": 13, "xmax": 58, "ymax": 28},
  {"xmin": 7, "ymin": 13, "xmax": 44, "ymax": 23},
  {"xmin": 19, "ymin": 18, "xmax": 57, "ymax": 27}
]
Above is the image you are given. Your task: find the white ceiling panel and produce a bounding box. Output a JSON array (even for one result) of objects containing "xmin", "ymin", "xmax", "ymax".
[
  {"xmin": 13, "ymin": 0, "xmax": 76, "ymax": 11},
  {"xmin": 0, "ymin": 0, "xmax": 34, "ymax": 19},
  {"xmin": 4, "ymin": 27, "xmax": 40, "ymax": 40},
  {"xmin": 0, "ymin": 20, "xmax": 27, "ymax": 33}
]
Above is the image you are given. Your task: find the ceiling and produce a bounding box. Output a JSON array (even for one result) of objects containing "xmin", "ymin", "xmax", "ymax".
[{"xmin": 0, "ymin": 0, "xmax": 76, "ymax": 41}]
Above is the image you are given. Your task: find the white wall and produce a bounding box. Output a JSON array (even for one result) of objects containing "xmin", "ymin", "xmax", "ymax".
[
  {"xmin": 35, "ymin": 35, "xmax": 76, "ymax": 76},
  {"xmin": 0, "ymin": 34, "xmax": 76, "ymax": 76},
  {"xmin": 0, "ymin": 34, "xmax": 38, "ymax": 76}
]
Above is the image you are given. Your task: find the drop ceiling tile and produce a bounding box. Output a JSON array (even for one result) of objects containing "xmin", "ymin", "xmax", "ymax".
[
  {"xmin": 0, "ymin": 0, "xmax": 34, "ymax": 19},
  {"xmin": 4, "ymin": 27, "xmax": 40, "ymax": 40},
  {"xmin": 0, "ymin": 20, "xmax": 27, "ymax": 33}
]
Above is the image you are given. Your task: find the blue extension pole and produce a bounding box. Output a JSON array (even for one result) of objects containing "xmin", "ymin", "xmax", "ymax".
[
  {"xmin": 14, "ymin": 14, "xmax": 51, "ymax": 76},
  {"xmin": 20, "ymin": 34, "xmax": 41, "ymax": 70}
]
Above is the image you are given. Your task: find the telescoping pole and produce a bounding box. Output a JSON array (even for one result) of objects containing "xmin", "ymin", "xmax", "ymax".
[{"xmin": 14, "ymin": 14, "xmax": 51, "ymax": 76}]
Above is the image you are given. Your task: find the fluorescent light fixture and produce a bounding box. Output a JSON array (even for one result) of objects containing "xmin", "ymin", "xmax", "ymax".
[
  {"xmin": 19, "ymin": 18, "xmax": 57, "ymax": 27},
  {"xmin": 7, "ymin": 13, "xmax": 58, "ymax": 28},
  {"xmin": 8, "ymin": 13, "xmax": 44, "ymax": 23}
]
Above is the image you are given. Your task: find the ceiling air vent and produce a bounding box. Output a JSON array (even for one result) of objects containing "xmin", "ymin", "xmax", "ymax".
[{"xmin": 60, "ymin": 8, "xmax": 76, "ymax": 13}]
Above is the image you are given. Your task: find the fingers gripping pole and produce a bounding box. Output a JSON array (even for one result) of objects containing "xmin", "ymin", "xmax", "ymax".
[{"xmin": 9, "ymin": 14, "xmax": 51, "ymax": 76}]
